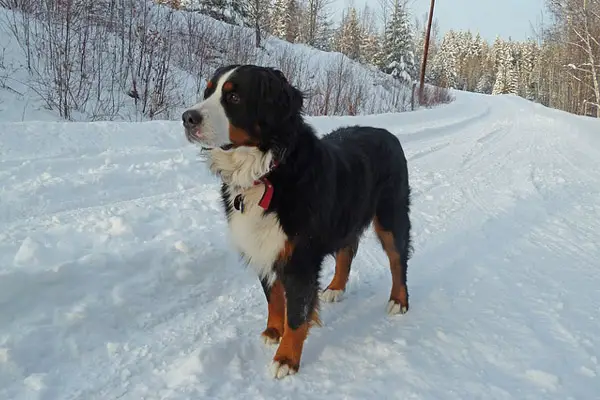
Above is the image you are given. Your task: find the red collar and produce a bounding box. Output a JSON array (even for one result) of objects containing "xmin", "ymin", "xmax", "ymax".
[{"xmin": 253, "ymin": 160, "xmax": 278, "ymax": 210}]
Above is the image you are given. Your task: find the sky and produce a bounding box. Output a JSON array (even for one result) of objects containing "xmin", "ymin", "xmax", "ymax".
[{"xmin": 333, "ymin": 0, "xmax": 547, "ymax": 42}]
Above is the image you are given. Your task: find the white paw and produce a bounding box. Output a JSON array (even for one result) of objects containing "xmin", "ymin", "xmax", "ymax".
[
  {"xmin": 320, "ymin": 288, "xmax": 344, "ymax": 303},
  {"xmin": 261, "ymin": 334, "xmax": 280, "ymax": 346},
  {"xmin": 270, "ymin": 360, "xmax": 297, "ymax": 379},
  {"xmin": 386, "ymin": 300, "xmax": 408, "ymax": 315}
]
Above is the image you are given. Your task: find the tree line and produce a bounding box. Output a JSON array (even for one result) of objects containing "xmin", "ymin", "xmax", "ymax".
[
  {"xmin": 0, "ymin": 0, "xmax": 453, "ymax": 121},
  {"xmin": 425, "ymin": 0, "xmax": 599, "ymax": 118},
  {"xmin": 177, "ymin": 0, "xmax": 420, "ymax": 85},
  {"xmin": 179, "ymin": 0, "xmax": 598, "ymax": 118}
]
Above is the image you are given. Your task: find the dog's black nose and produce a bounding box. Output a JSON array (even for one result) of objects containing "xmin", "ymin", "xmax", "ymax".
[{"xmin": 182, "ymin": 109, "xmax": 203, "ymax": 126}]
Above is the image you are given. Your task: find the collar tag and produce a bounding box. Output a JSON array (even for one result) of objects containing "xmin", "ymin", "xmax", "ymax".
[{"xmin": 233, "ymin": 193, "xmax": 245, "ymax": 213}]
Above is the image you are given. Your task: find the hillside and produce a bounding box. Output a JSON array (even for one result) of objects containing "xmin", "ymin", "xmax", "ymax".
[
  {"xmin": 1, "ymin": 90, "xmax": 599, "ymax": 398},
  {"xmin": 0, "ymin": 2, "xmax": 448, "ymax": 123}
]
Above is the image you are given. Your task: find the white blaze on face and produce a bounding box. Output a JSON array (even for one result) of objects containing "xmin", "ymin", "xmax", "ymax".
[{"xmin": 185, "ymin": 67, "xmax": 238, "ymax": 147}]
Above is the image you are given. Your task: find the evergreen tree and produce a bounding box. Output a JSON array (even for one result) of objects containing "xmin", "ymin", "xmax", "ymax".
[
  {"xmin": 269, "ymin": 0, "xmax": 300, "ymax": 43},
  {"xmin": 184, "ymin": 0, "xmax": 247, "ymax": 25},
  {"xmin": 413, "ymin": 12, "xmax": 440, "ymax": 85},
  {"xmin": 333, "ymin": 7, "xmax": 362, "ymax": 60},
  {"xmin": 245, "ymin": 0, "xmax": 272, "ymax": 47},
  {"xmin": 492, "ymin": 38, "xmax": 518, "ymax": 95},
  {"xmin": 313, "ymin": 15, "xmax": 335, "ymax": 51},
  {"xmin": 271, "ymin": 0, "xmax": 289, "ymax": 40},
  {"xmin": 360, "ymin": 33, "xmax": 382, "ymax": 66},
  {"xmin": 476, "ymin": 74, "xmax": 494, "ymax": 94},
  {"xmin": 381, "ymin": 0, "xmax": 416, "ymax": 82},
  {"xmin": 430, "ymin": 30, "xmax": 459, "ymax": 88},
  {"xmin": 519, "ymin": 39, "xmax": 538, "ymax": 100}
]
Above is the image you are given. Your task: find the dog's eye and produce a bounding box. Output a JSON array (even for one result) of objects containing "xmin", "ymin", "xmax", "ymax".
[{"xmin": 227, "ymin": 92, "xmax": 240, "ymax": 104}]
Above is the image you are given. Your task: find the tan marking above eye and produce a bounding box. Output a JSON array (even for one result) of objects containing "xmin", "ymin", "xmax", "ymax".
[
  {"xmin": 206, "ymin": 80, "xmax": 214, "ymax": 89},
  {"xmin": 223, "ymin": 81, "xmax": 234, "ymax": 92}
]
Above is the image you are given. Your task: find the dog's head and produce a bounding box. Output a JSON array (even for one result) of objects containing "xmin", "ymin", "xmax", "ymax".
[{"xmin": 182, "ymin": 64, "xmax": 304, "ymax": 154}]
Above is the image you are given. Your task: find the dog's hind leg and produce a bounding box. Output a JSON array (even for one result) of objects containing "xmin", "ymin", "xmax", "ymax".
[
  {"xmin": 320, "ymin": 239, "xmax": 359, "ymax": 303},
  {"xmin": 373, "ymin": 188, "xmax": 412, "ymax": 315}
]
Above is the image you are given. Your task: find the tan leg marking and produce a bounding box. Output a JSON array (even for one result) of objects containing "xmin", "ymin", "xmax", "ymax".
[
  {"xmin": 271, "ymin": 310, "xmax": 310, "ymax": 378},
  {"xmin": 321, "ymin": 243, "xmax": 357, "ymax": 303},
  {"xmin": 261, "ymin": 279, "xmax": 286, "ymax": 344},
  {"xmin": 373, "ymin": 217, "xmax": 409, "ymax": 314}
]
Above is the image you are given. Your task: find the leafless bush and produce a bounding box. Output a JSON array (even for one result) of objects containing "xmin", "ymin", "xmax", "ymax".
[
  {"xmin": 0, "ymin": 0, "xmax": 452, "ymax": 121},
  {"xmin": 123, "ymin": 1, "xmax": 180, "ymax": 120},
  {"xmin": 418, "ymin": 85, "xmax": 454, "ymax": 108},
  {"xmin": 175, "ymin": 11, "xmax": 214, "ymax": 97},
  {"xmin": 0, "ymin": 47, "xmax": 6, "ymax": 86},
  {"xmin": 306, "ymin": 55, "xmax": 354, "ymax": 115},
  {"xmin": 217, "ymin": 24, "xmax": 258, "ymax": 66},
  {"xmin": 0, "ymin": 0, "xmax": 182, "ymax": 120},
  {"xmin": 302, "ymin": 54, "xmax": 402, "ymax": 116},
  {"xmin": 0, "ymin": 0, "xmax": 35, "ymax": 13}
]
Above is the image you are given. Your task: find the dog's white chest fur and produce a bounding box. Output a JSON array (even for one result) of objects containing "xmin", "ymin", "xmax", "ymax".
[
  {"xmin": 208, "ymin": 146, "xmax": 286, "ymax": 284},
  {"xmin": 227, "ymin": 184, "xmax": 286, "ymax": 284}
]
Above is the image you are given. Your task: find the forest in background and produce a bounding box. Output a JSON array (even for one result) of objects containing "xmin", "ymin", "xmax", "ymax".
[
  {"xmin": 0, "ymin": 0, "xmax": 453, "ymax": 121},
  {"xmin": 172, "ymin": 0, "xmax": 599, "ymax": 118},
  {"xmin": 1, "ymin": 0, "xmax": 597, "ymax": 119}
]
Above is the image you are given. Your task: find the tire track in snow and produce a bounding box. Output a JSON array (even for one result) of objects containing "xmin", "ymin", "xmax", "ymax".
[{"xmin": 399, "ymin": 103, "xmax": 492, "ymax": 143}]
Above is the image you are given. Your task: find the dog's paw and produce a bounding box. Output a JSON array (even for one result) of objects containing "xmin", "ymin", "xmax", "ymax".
[
  {"xmin": 261, "ymin": 327, "xmax": 281, "ymax": 345},
  {"xmin": 320, "ymin": 288, "xmax": 345, "ymax": 303},
  {"xmin": 386, "ymin": 299, "xmax": 408, "ymax": 315},
  {"xmin": 270, "ymin": 359, "xmax": 298, "ymax": 379}
]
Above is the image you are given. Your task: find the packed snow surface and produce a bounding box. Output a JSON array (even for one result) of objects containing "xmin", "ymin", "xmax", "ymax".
[{"xmin": 1, "ymin": 92, "xmax": 599, "ymax": 399}]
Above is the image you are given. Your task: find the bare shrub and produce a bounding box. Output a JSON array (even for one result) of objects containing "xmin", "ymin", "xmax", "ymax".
[
  {"xmin": 0, "ymin": 47, "xmax": 7, "ymax": 88},
  {"xmin": 269, "ymin": 45, "xmax": 313, "ymax": 87},
  {"xmin": 0, "ymin": 0, "xmax": 453, "ymax": 121},
  {"xmin": 419, "ymin": 85, "xmax": 454, "ymax": 108},
  {"xmin": 175, "ymin": 11, "xmax": 214, "ymax": 97},
  {"xmin": 0, "ymin": 0, "xmax": 35, "ymax": 13},
  {"xmin": 218, "ymin": 24, "xmax": 258, "ymax": 66},
  {"xmin": 0, "ymin": 0, "xmax": 182, "ymax": 120}
]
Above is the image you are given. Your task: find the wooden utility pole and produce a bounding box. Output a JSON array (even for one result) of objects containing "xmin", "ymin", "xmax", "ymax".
[{"xmin": 419, "ymin": 0, "xmax": 436, "ymax": 104}]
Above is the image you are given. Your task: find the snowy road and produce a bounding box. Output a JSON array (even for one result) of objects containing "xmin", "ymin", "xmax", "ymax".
[{"xmin": 1, "ymin": 92, "xmax": 599, "ymax": 399}]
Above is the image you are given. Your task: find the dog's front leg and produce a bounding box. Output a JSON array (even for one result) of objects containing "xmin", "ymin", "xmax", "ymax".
[
  {"xmin": 270, "ymin": 246, "xmax": 322, "ymax": 379},
  {"xmin": 260, "ymin": 277, "xmax": 286, "ymax": 345}
]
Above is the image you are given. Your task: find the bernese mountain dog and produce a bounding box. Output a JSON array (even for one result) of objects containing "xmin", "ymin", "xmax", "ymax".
[{"xmin": 181, "ymin": 64, "xmax": 413, "ymax": 379}]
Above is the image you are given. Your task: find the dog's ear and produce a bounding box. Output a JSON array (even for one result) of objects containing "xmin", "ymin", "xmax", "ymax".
[
  {"xmin": 261, "ymin": 68, "xmax": 304, "ymax": 121},
  {"xmin": 252, "ymin": 68, "xmax": 305, "ymax": 160},
  {"xmin": 273, "ymin": 69, "xmax": 287, "ymax": 82},
  {"xmin": 275, "ymin": 69, "xmax": 304, "ymax": 118}
]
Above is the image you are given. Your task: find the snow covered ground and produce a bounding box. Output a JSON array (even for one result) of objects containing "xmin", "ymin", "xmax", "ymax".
[{"xmin": 1, "ymin": 91, "xmax": 599, "ymax": 399}]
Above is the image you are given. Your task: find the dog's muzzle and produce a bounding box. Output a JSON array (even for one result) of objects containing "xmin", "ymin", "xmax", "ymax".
[{"xmin": 182, "ymin": 109, "xmax": 205, "ymax": 143}]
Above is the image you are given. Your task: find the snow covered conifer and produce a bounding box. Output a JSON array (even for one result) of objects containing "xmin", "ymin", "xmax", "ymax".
[
  {"xmin": 333, "ymin": 7, "xmax": 362, "ymax": 60},
  {"xmin": 270, "ymin": 0, "xmax": 289, "ymax": 40},
  {"xmin": 430, "ymin": 30, "xmax": 459, "ymax": 88},
  {"xmin": 380, "ymin": 0, "xmax": 416, "ymax": 83},
  {"xmin": 360, "ymin": 33, "xmax": 382, "ymax": 66}
]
